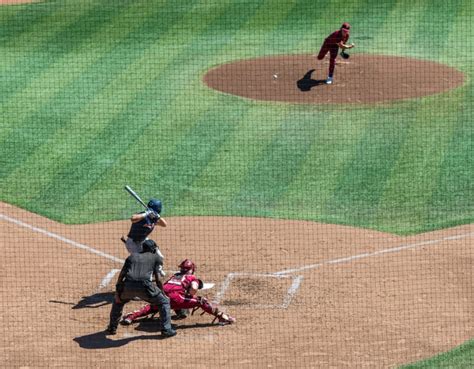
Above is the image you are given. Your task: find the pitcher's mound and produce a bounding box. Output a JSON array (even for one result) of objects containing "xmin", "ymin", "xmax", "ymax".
[{"xmin": 203, "ymin": 54, "xmax": 464, "ymax": 104}]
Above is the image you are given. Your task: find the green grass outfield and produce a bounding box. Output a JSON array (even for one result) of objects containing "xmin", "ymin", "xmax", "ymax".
[
  {"xmin": 0, "ymin": 1, "xmax": 472, "ymax": 365},
  {"xmin": 0, "ymin": 0, "xmax": 472, "ymax": 234}
]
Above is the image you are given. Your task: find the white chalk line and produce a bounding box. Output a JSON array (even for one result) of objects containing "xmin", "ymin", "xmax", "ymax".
[
  {"xmin": 98, "ymin": 269, "xmax": 120, "ymax": 289},
  {"xmin": 0, "ymin": 213, "xmax": 124, "ymax": 264},
  {"xmin": 213, "ymin": 272, "xmax": 303, "ymax": 308},
  {"xmin": 274, "ymin": 231, "xmax": 474, "ymax": 276},
  {"xmin": 214, "ymin": 231, "xmax": 473, "ymax": 308},
  {"xmin": 2, "ymin": 212, "xmax": 472, "ymax": 308}
]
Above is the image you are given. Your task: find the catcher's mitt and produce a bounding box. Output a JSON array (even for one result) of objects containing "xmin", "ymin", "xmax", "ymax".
[
  {"xmin": 340, "ymin": 50, "xmax": 350, "ymax": 59},
  {"xmin": 212, "ymin": 311, "xmax": 236, "ymax": 325}
]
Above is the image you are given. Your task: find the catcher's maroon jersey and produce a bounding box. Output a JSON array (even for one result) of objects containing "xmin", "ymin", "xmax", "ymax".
[{"xmin": 164, "ymin": 273, "xmax": 201, "ymax": 310}]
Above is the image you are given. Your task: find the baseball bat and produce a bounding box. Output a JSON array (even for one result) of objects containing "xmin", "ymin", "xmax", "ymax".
[{"xmin": 124, "ymin": 185, "xmax": 148, "ymax": 210}]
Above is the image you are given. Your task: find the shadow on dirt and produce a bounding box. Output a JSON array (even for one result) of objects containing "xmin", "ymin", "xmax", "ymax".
[
  {"xmin": 71, "ymin": 292, "xmax": 114, "ymax": 309},
  {"xmin": 296, "ymin": 69, "xmax": 326, "ymax": 91},
  {"xmin": 73, "ymin": 331, "xmax": 165, "ymax": 349},
  {"xmin": 74, "ymin": 321, "xmax": 220, "ymax": 349}
]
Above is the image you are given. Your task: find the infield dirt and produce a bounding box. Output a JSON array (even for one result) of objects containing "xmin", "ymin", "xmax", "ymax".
[{"xmin": 1, "ymin": 201, "xmax": 472, "ymax": 368}]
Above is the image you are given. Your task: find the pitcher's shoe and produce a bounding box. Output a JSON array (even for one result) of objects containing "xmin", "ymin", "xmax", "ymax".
[{"xmin": 326, "ymin": 76, "xmax": 333, "ymax": 85}]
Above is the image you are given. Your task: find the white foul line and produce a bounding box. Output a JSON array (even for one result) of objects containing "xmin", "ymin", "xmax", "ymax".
[
  {"xmin": 0, "ymin": 213, "xmax": 124, "ymax": 264},
  {"xmin": 274, "ymin": 231, "xmax": 474, "ymax": 275},
  {"xmin": 3, "ymin": 211, "xmax": 472, "ymax": 308},
  {"xmin": 98, "ymin": 269, "xmax": 121, "ymax": 289}
]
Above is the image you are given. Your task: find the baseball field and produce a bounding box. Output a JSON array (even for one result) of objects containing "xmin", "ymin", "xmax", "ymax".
[{"xmin": 0, "ymin": 0, "xmax": 472, "ymax": 368}]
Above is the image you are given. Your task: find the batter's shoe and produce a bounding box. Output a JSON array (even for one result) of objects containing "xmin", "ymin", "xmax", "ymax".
[
  {"xmin": 161, "ymin": 328, "xmax": 177, "ymax": 338},
  {"xmin": 326, "ymin": 76, "xmax": 333, "ymax": 85},
  {"xmin": 105, "ymin": 325, "xmax": 117, "ymax": 335}
]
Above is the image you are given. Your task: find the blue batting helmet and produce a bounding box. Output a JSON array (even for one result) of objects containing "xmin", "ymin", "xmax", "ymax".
[{"xmin": 147, "ymin": 199, "xmax": 162, "ymax": 214}]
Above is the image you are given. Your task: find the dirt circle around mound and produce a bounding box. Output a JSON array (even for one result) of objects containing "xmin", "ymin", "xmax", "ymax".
[{"xmin": 203, "ymin": 54, "xmax": 465, "ymax": 104}]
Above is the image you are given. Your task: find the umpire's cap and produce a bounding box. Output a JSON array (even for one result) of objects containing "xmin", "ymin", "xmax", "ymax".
[{"xmin": 142, "ymin": 239, "xmax": 158, "ymax": 253}]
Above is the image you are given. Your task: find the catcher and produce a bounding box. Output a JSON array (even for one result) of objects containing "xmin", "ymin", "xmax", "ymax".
[
  {"xmin": 316, "ymin": 22, "xmax": 355, "ymax": 84},
  {"xmin": 121, "ymin": 259, "xmax": 236, "ymax": 326}
]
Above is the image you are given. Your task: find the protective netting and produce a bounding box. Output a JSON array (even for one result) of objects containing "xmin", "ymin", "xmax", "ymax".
[{"xmin": 0, "ymin": 1, "xmax": 472, "ymax": 368}]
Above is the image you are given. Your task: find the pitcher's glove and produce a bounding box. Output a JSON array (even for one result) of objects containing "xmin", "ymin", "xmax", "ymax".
[{"xmin": 340, "ymin": 50, "xmax": 350, "ymax": 59}]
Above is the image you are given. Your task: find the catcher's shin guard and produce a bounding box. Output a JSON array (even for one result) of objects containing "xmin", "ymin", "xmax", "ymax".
[
  {"xmin": 192, "ymin": 297, "xmax": 235, "ymax": 325},
  {"xmin": 122, "ymin": 304, "xmax": 160, "ymax": 324}
]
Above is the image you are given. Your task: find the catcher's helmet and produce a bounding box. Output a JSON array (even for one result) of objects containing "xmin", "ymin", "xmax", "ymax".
[
  {"xmin": 179, "ymin": 259, "xmax": 196, "ymax": 274},
  {"xmin": 142, "ymin": 239, "xmax": 158, "ymax": 254},
  {"xmin": 147, "ymin": 199, "xmax": 162, "ymax": 214}
]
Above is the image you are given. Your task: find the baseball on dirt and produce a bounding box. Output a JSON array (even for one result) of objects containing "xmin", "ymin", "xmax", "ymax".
[{"xmin": 272, "ymin": 74, "xmax": 278, "ymax": 79}]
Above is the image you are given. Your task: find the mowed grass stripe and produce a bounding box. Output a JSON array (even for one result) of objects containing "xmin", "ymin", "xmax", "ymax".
[
  {"xmin": 263, "ymin": 0, "xmax": 385, "ymax": 221},
  {"xmin": 0, "ymin": 0, "xmax": 172, "ymax": 179},
  {"xmin": 278, "ymin": 111, "xmax": 375, "ymax": 221},
  {"xmin": 15, "ymin": 0, "xmax": 237, "ymax": 213},
  {"xmin": 172, "ymin": 109, "xmax": 289, "ymax": 216},
  {"xmin": 328, "ymin": 113, "xmax": 412, "ymax": 227},
  {"xmin": 413, "ymin": 1, "xmax": 463, "ymax": 60},
  {"xmin": 167, "ymin": 0, "xmax": 299, "ymax": 214},
  {"xmin": 0, "ymin": 0, "xmax": 105, "ymax": 100},
  {"xmin": 0, "ymin": 0, "xmax": 57, "ymax": 39},
  {"xmin": 374, "ymin": 1, "xmax": 426, "ymax": 55},
  {"xmin": 74, "ymin": 94, "xmax": 223, "ymax": 220},
  {"xmin": 1, "ymin": 0, "xmax": 181, "ymax": 198},
  {"xmin": 106, "ymin": 0, "xmax": 275, "ymax": 215},
  {"xmin": 0, "ymin": 1, "xmax": 137, "ymax": 135},
  {"xmin": 442, "ymin": 0, "xmax": 474, "ymax": 67},
  {"xmin": 231, "ymin": 115, "xmax": 326, "ymax": 218},
  {"xmin": 426, "ymin": 88, "xmax": 473, "ymax": 230},
  {"xmin": 0, "ymin": 0, "xmax": 161, "ymax": 123},
  {"xmin": 417, "ymin": 9, "xmax": 472, "ymax": 231},
  {"xmin": 0, "ymin": 1, "xmax": 81, "ymax": 48},
  {"xmin": 40, "ymin": 0, "xmax": 286, "ymax": 218},
  {"xmin": 376, "ymin": 108, "xmax": 461, "ymax": 234}
]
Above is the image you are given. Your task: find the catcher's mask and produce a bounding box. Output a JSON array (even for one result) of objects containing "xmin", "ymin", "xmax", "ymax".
[
  {"xmin": 179, "ymin": 259, "xmax": 196, "ymax": 274},
  {"xmin": 147, "ymin": 199, "xmax": 162, "ymax": 214},
  {"xmin": 142, "ymin": 239, "xmax": 158, "ymax": 254}
]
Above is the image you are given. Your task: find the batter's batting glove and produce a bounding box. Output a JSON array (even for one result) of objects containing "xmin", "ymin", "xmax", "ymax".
[{"xmin": 146, "ymin": 210, "xmax": 160, "ymax": 221}]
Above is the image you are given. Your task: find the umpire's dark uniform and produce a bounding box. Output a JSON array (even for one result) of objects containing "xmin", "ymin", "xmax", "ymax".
[{"xmin": 106, "ymin": 240, "xmax": 175, "ymax": 337}]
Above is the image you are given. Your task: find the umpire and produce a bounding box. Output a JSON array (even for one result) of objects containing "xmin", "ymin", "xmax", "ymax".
[{"xmin": 106, "ymin": 239, "xmax": 176, "ymax": 337}]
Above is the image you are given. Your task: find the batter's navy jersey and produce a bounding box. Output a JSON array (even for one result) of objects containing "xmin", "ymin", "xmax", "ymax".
[{"xmin": 127, "ymin": 213, "xmax": 157, "ymax": 242}]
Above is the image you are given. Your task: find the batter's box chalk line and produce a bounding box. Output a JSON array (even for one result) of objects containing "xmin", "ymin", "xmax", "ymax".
[
  {"xmin": 213, "ymin": 272, "xmax": 303, "ymax": 309},
  {"xmin": 98, "ymin": 269, "xmax": 121, "ymax": 290}
]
